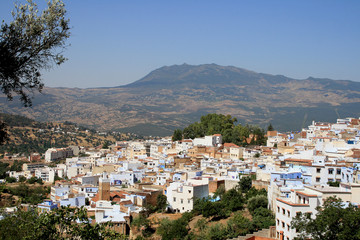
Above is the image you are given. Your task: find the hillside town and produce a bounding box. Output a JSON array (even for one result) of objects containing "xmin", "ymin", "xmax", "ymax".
[{"xmin": 1, "ymin": 117, "xmax": 360, "ymax": 239}]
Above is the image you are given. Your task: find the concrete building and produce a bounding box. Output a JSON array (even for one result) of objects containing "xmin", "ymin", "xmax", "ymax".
[
  {"xmin": 166, "ymin": 182, "xmax": 209, "ymax": 213},
  {"xmin": 275, "ymin": 183, "xmax": 360, "ymax": 240},
  {"xmin": 193, "ymin": 134, "xmax": 222, "ymax": 147}
]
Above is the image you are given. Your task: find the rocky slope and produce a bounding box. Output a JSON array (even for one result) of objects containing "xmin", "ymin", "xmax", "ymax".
[{"xmin": 1, "ymin": 64, "xmax": 359, "ymax": 135}]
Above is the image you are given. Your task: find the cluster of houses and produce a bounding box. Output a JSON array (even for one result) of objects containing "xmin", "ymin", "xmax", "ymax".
[{"xmin": 4, "ymin": 117, "xmax": 360, "ymax": 239}]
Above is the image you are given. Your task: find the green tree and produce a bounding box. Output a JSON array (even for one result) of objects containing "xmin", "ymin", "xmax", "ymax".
[
  {"xmin": 247, "ymin": 195, "xmax": 268, "ymax": 214},
  {"xmin": 0, "ymin": 0, "xmax": 70, "ymax": 144},
  {"xmin": 0, "ymin": 161, "xmax": 10, "ymax": 178},
  {"xmin": 157, "ymin": 217, "xmax": 188, "ymax": 240},
  {"xmin": 0, "ymin": 206, "xmax": 126, "ymax": 240},
  {"xmin": 0, "ymin": 0, "xmax": 70, "ymax": 106},
  {"xmin": 245, "ymin": 187, "xmax": 267, "ymax": 200},
  {"xmin": 172, "ymin": 129, "xmax": 182, "ymax": 141},
  {"xmin": 18, "ymin": 175, "xmax": 26, "ymax": 182},
  {"xmin": 267, "ymin": 123, "xmax": 274, "ymax": 131},
  {"xmin": 156, "ymin": 193, "xmax": 167, "ymax": 212},
  {"xmin": 131, "ymin": 214, "xmax": 153, "ymax": 238},
  {"xmin": 251, "ymin": 207, "xmax": 275, "ymax": 229},
  {"xmin": 238, "ymin": 176, "xmax": 252, "ymax": 193},
  {"xmin": 291, "ymin": 197, "xmax": 360, "ymax": 240},
  {"xmin": 221, "ymin": 188, "xmax": 245, "ymax": 212},
  {"xmin": 5, "ymin": 176, "xmax": 16, "ymax": 183},
  {"xmin": 227, "ymin": 212, "xmax": 253, "ymax": 238}
]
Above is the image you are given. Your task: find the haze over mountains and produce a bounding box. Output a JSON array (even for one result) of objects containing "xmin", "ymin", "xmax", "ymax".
[{"xmin": 1, "ymin": 64, "xmax": 360, "ymax": 136}]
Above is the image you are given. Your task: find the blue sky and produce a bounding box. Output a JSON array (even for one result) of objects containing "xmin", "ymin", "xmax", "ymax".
[{"xmin": 1, "ymin": 0, "xmax": 360, "ymax": 88}]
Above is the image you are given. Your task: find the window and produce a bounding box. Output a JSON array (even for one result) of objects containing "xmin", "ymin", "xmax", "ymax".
[
  {"xmin": 282, "ymin": 208, "xmax": 285, "ymax": 215},
  {"xmin": 282, "ymin": 221, "xmax": 285, "ymax": 228},
  {"xmin": 277, "ymin": 219, "xmax": 279, "ymax": 225},
  {"xmin": 173, "ymin": 197, "xmax": 176, "ymax": 202},
  {"xmin": 328, "ymin": 169, "xmax": 334, "ymax": 174},
  {"xmin": 277, "ymin": 206, "xmax": 280, "ymax": 212},
  {"xmin": 337, "ymin": 169, "xmax": 341, "ymax": 175},
  {"xmin": 287, "ymin": 224, "xmax": 290, "ymax": 231},
  {"xmin": 181, "ymin": 199, "xmax": 183, "ymax": 204},
  {"xmin": 305, "ymin": 212, "xmax": 312, "ymax": 218},
  {"xmin": 316, "ymin": 177, "xmax": 320, "ymax": 182},
  {"xmin": 287, "ymin": 210, "xmax": 290, "ymax": 217},
  {"xmin": 317, "ymin": 168, "xmax": 321, "ymax": 173}
]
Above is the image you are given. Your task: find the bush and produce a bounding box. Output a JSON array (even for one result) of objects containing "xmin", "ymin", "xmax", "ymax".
[
  {"xmin": 251, "ymin": 207, "xmax": 275, "ymax": 229},
  {"xmin": 238, "ymin": 176, "xmax": 252, "ymax": 193},
  {"xmin": 5, "ymin": 176, "xmax": 16, "ymax": 183},
  {"xmin": 18, "ymin": 175, "xmax": 26, "ymax": 182},
  {"xmin": 227, "ymin": 212, "xmax": 253, "ymax": 238},
  {"xmin": 157, "ymin": 217, "xmax": 189, "ymax": 240},
  {"xmin": 247, "ymin": 195, "xmax": 268, "ymax": 214}
]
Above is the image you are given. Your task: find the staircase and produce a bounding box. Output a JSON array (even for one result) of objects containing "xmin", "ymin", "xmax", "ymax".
[{"xmin": 230, "ymin": 228, "xmax": 272, "ymax": 240}]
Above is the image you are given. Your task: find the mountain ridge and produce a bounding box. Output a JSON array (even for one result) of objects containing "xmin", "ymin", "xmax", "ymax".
[{"xmin": 1, "ymin": 64, "xmax": 359, "ymax": 136}]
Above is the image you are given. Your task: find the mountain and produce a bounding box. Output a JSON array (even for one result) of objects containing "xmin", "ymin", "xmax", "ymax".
[{"xmin": 1, "ymin": 64, "xmax": 359, "ymax": 136}]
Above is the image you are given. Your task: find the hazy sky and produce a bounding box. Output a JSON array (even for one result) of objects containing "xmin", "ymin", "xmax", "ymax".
[{"xmin": 1, "ymin": 0, "xmax": 360, "ymax": 88}]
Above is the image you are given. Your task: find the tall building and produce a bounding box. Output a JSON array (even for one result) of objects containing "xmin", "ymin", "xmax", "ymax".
[{"xmin": 99, "ymin": 178, "xmax": 110, "ymax": 201}]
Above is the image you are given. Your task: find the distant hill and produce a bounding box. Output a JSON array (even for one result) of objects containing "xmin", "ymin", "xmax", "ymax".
[
  {"xmin": 1, "ymin": 64, "xmax": 359, "ymax": 136},
  {"xmin": 0, "ymin": 113, "xmax": 133, "ymax": 154}
]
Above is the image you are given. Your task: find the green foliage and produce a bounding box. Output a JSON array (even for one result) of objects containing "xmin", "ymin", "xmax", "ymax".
[
  {"xmin": 0, "ymin": 161, "xmax": 10, "ymax": 178},
  {"xmin": 238, "ymin": 176, "xmax": 252, "ymax": 193},
  {"xmin": 27, "ymin": 176, "xmax": 43, "ymax": 184},
  {"xmin": 181, "ymin": 113, "xmax": 266, "ymax": 146},
  {"xmin": 132, "ymin": 214, "xmax": 153, "ymax": 238},
  {"xmin": 0, "ymin": 113, "xmax": 36, "ymax": 127},
  {"xmin": 251, "ymin": 207, "xmax": 275, "ymax": 229},
  {"xmin": 328, "ymin": 181, "xmax": 340, "ymax": 187},
  {"xmin": 0, "ymin": 206, "xmax": 126, "ymax": 240},
  {"xmin": 227, "ymin": 212, "xmax": 254, "ymax": 238},
  {"xmin": 172, "ymin": 129, "xmax": 183, "ymax": 141},
  {"xmin": 291, "ymin": 197, "xmax": 360, "ymax": 240},
  {"xmin": 247, "ymin": 195, "xmax": 268, "ymax": 214},
  {"xmin": 156, "ymin": 193, "xmax": 168, "ymax": 213},
  {"xmin": 194, "ymin": 218, "xmax": 207, "ymax": 232},
  {"xmin": 194, "ymin": 188, "xmax": 245, "ymax": 219},
  {"xmin": 157, "ymin": 217, "xmax": 189, "ymax": 240},
  {"xmin": 7, "ymin": 184, "xmax": 49, "ymax": 205},
  {"xmin": 18, "ymin": 175, "xmax": 26, "ymax": 182},
  {"xmin": 9, "ymin": 160, "xmax": 25, "ymax": 171},
  {"xmin": 0, "ymin": 122, "xmax": 8, "ymax": 145},
  {"xmin": 183, "ymin": 122, "xmax": 205, "ymax": 139},
  {"xmin": 267, "ymin": 123, "xmax": 274, "ymax": 131},
  {"xmin": 221, "ymin": 188, "xmax": 245, "ymax": 212},
  {"xmin": 54, "ymin": 174, "xmax": 62, "ymax": 182},
  {"xmin": 245, "ymin": 187, "xmax": 267, "ymax": 200},
  {"xmin": 205, "ymin": 223, "xmax": 229, "ymax": 240},
  {"xmin": 213, "ymin": 184, "xmax": 225, "ymax": 199},
  {"xmin": 162, "ymin": 185, "xmax": 273, "ymax": 240},
  {"xmin": 102, "ymin": 140, "xmax": 112, "ymax": 149},
  {"xmin": 5, "ymin": 176, "xmax": 17, "ymax": 183},
  {"xmin": 203, "ymin": 201, "xmax": 228, "ymax": 219},
  {"xmin": 0, "ymin": 0, "xmax": 70, "ymax": 107}
]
